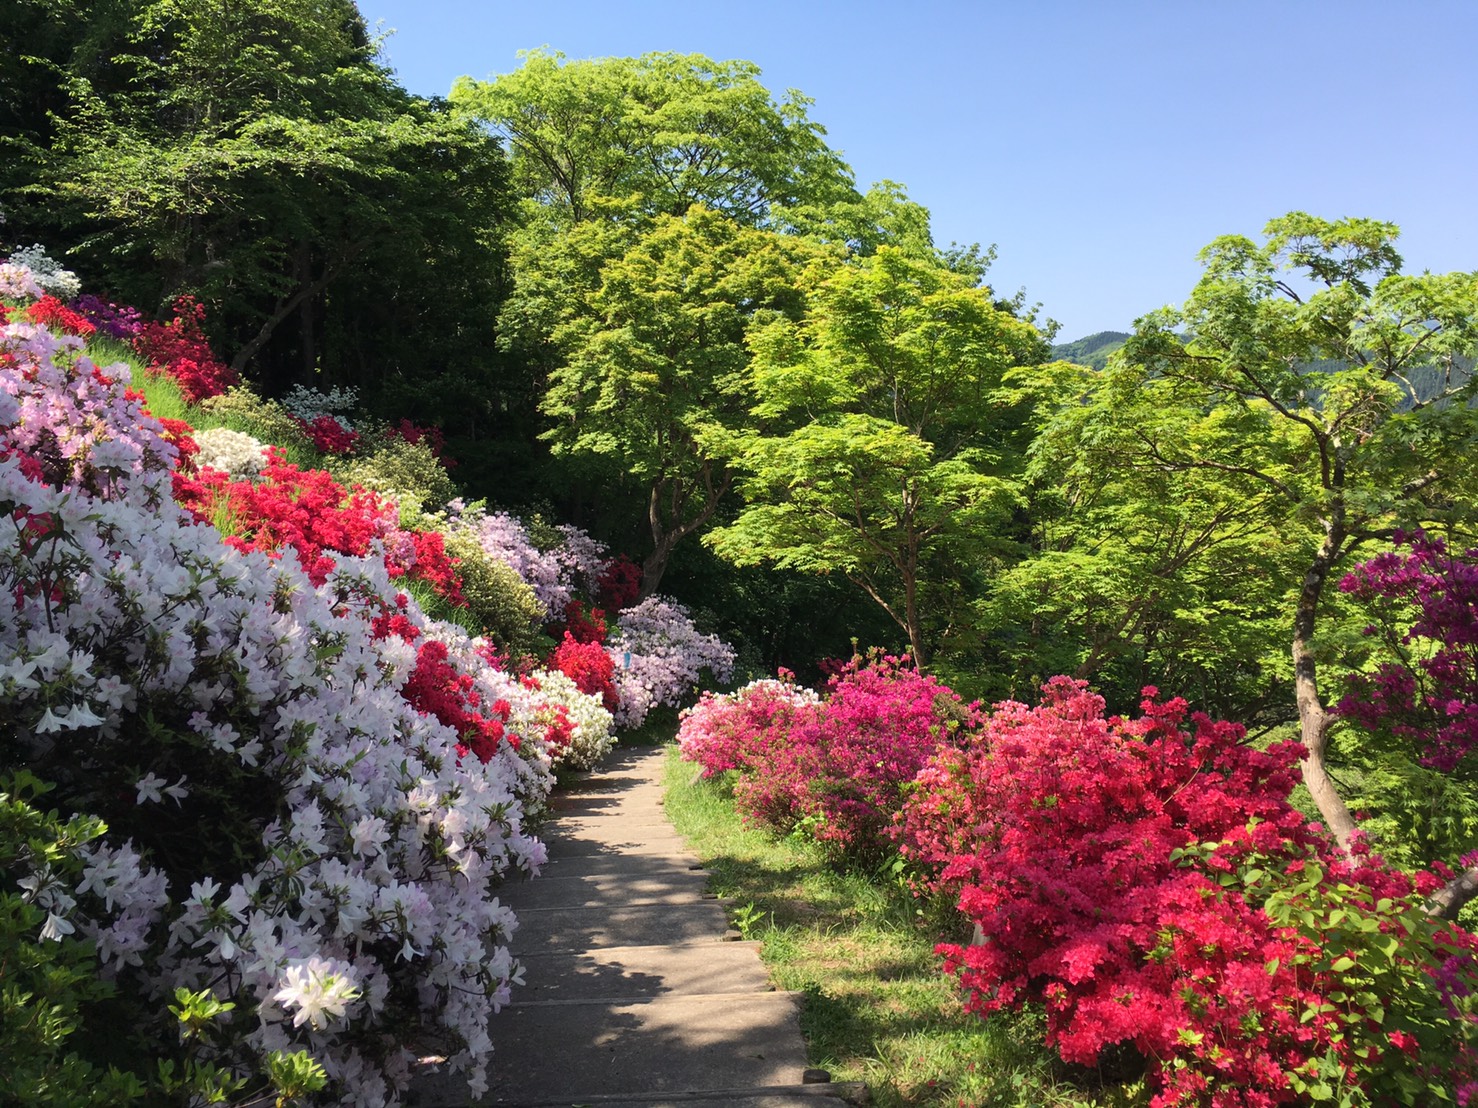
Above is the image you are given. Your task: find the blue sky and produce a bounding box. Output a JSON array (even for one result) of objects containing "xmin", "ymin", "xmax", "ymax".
[{"xmin": 360, "ymin": 1, "xmax": 1478, "ymax": 341}]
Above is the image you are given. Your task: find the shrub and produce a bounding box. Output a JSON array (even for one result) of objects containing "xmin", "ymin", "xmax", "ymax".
[
  {"xmin": 443, "ymin": 531, "xmax": 546, "ymax": 655},
  {"xmin": 197, "ymin": 386, "xmax": 317, "ymax": 457},
  {"xmin": 606, "ymin": 596, "xmax": 736, "ymax": 729},
  {"xmin": 520, "ymin": 669, "xmax": 615, "ymax": 771},
  {"xmin": 132, "ymin": 296, "xmax": 237, "ymax": 403},
  {"xmin": 548, "ymin": 634, "xmax": 618, "ymax": 714},
  {"xmin": 6, "ymin": 244, "xmax": 79, "ymax": 300},
  {"xmin": 192, "ymin": 426, "xmax": 269, "ymax": 479},
  {"xmin": 340, "ymin": 435, "xmax": 457, "ymax": 514},
  {"xmin": 1, "ymin": 318, "xmax": 552, "ymax": 1102},
  {"xmin": 895, "ymin": 678, "xmax": 1478, "ymax": 1106}
]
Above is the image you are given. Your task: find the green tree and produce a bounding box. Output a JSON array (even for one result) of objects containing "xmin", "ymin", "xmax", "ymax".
[
  {"xmin": 42, "ymin": 0, "xmax": 511, "ymax": 392},
  {"xmin": 992, "ymin": 357, "xmax": 1307, "ymax": 723},
  {"xmin": 1022, "ymin": 213, "xmax": 1478, "ymax": 853},
  {"xmin": 450, "ymin": 49, "xmax": 858, "ymax": 228},
  {"xmin": 707, "ymin": 247, "xmax": 1048, "ymax": 664},
  {"xmin": 541, "ymin": 205, "xmax": 822, "ymax": 595}
]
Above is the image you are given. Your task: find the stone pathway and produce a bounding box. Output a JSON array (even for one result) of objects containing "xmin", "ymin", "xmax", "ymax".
[{"xmin": 411, "ymin": 745, "xmax": 867, "ymax": 1108}]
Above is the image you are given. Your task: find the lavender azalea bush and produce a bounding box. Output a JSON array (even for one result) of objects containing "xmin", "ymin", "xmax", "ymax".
[{"xmin": 607, "ymin": 597, "xmax": 736, "ymax": 728}]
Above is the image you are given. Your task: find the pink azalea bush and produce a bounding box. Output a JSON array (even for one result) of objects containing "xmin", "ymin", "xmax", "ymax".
[
  {"xmin": 1337, "ymin": 531, "xmax": 1478, "ymax": 775},
  {"xmin": 0, "ymin": 318, "xmax": 558, "ymax": 1104},
  {"xmin": 678, "ymin": 674, "xmax": 821, "ymax": 779},
  {"xmin": 678, "ymin": 655, "xmax": 972, "ymax": 859}
]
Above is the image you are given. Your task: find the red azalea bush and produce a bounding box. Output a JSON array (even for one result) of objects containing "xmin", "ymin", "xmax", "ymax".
[
  {"xmin": 173, "ymin": 450, "xmax": 465, "ymax": 603},
  {"xmin": 596, "ymin": 554, "xmax": 642, "ymax": 611},
  {"xmin": 896, "ymin": 678, "xmax": 1478, "ymax": 1105},
  {"xmin": 133, "ymin": 295, "xmax": 237, "ymax": 403},
  {"xmin": 558, "ymin": 599, "xmax": 608, "ymax": 645},
  {"xmin": 385, "ymin": 417, "xmax": 452, "ymax": 465},
  {"xmin": 24, "ymin": 295, "xmax": 96, "ymax": 336},
  {"xmin": 155, "ymin": 417, "xmax": 199, "ymax": 471},
  {"xmin": 294, "ymin": 413, "xmax": 360, "ymax": 455},
  {"xmin": 400, "ymin": 639, "xmax": 514, "ymax": 761},
  {"xmin": 547, "ymin": 633, "xmax": 618, "ymax": 713}
]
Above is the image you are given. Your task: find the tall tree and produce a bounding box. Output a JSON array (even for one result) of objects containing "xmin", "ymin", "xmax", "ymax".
[
  {"xmin": 450, "ymin": 49, "xmax": 858, "ymax": 229},
  {"xmin": 43, "ymin": 0, "xmax": 511, "ymax": 391},
  {"xmin": 541, "ymin": 205, "xmax": 822, "ymax": 595},
  {"xmin": 707, "ymin": 247, "xmax": 1048, "ymax": 664},
  {"xmin": 1025, "ymin": 213, "xmax": 1478, "ymax": 856}
]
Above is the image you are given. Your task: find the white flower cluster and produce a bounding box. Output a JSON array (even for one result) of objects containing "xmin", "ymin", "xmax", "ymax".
[
  {"xmin": 281, "ymin": 383, "xmax": 360, "ymax": 429},
  {"xmin": 193, "ymin": 426, "xmax": 270, "ymax": 478},
  {"xmin": 1, "ymin": 321, "xmax": 554, "ymax": 1105},
  {"xmin": 607, "ymin": 597, "xmax": 737, "ymax": 729},
  {"xmin": 7, "ymin": 244, "xmax": 81, "ymax": 300}
]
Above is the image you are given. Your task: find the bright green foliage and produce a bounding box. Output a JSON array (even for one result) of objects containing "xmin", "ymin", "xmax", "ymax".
[
  {"xmin": 993, "ymin": 357, "xmax": 1306, "ymax": 719},
  {"xmin": 709, "ymin": 247, "xmax": 1048, "ymax": 663},
  {"xmin": 337, "ymin": 435, "xmax": 457, "ymax": 515},
  {"xmin": 450, "ymin": 49, "xmax": 858, "ymax": 227},
  {"xmin": 0, "ymin": 772, "xmax": 146, "ymax": 1106},
  {"xmin": 542, "ymin": 205, "xmax": 824, "ymax": 594},
  {"xmin": 1012, "ymin": 212, "xmax": 1478, "ymax": 852}
]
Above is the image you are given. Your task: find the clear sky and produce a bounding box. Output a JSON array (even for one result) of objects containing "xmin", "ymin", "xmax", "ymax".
[{"xmin": 359, "ymin": 0, "xmax": 1478, "ymax": 341}]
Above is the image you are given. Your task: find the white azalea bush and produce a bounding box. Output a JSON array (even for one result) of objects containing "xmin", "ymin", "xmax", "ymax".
[
  {"xmin": 525, "ymin": 668, "xmax": 616, "ymax": 771},
  {"xmin": 0, "ymin": 320, "xmax": 553, "ymax": 1105},
  {"xmin": 193, "ymin": 425, "xmax": 270, "ymax": 478},
  {"xmin": 7, "ymin": 243, "xmax": 81, "ymax": 299}
]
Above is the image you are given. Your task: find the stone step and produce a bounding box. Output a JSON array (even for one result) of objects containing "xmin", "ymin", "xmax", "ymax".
[
  {"xmin": 551, "ymin": 814, "xmax": 680, "ymax": 835},
  {"xmin": 532, "ymin": 852, "xmax": 709, "ymax": 880},
  {"xmin": 497, "ymin": 870, "xmax": 714, "ymax": 910},
  {"xmin": 407, "ymin": 992, "xmax": 810, "ymax": 1107},
  {"xmin": 513, "ymin": 941, "xmax": 772, "ymax": 1003},
  {"xmin": 541, "ymin": 830, "xmax": 695, "ymax": 860},
  {"xmin": 511, "ymin": 902, "xmax": 737, "ymax": 955},
  {"xmin": 548, "ymin": 794, "xmax": 669, "ymax": 816}
]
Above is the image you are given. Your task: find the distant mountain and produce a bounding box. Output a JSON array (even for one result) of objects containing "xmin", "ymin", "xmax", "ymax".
[{"xmin": 1050, "ymin": 330, "xmax": 1130, "ymax": 370}]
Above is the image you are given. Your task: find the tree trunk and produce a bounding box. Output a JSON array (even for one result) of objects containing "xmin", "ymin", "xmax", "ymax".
[
  {"xmin": 1428, "ymin": 864, "xmax": 1478, "ymax": 920},
  {"xmin": 640, "ymin": 534, "xmax": 677, "ymax": 600},
  {"xmin": 1292, "ymin": 530, "xmax": 1359, "ymax": 852}
]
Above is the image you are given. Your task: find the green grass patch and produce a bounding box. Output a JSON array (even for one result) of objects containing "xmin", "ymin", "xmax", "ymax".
[{"xmin": 660, "ymin": 746, "xmax": 1146, "ymax": 1107}]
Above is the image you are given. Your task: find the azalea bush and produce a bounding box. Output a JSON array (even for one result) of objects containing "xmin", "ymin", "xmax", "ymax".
[
  {"xmin": 6, "ymin": 244, "xmax": 80, "ymax": 299},
  {"xmin": 0, "ymin": 318, "xmax": 555, "ymax": 1104},
  {"xmin": 173, "ymin": 451, "xmax": 465, "ymax": 603},
  {"xmin": 895, "ymin": 678, "xmax": 1478, "ymax": 1106},
  {"xmin": 191, "ymin": 426, "xmax": 269, "ymax": 479},
  {"xmin": 678, "ymin": 657, "xmax": 970, "ymax": 860},
  {"xmin": 606, "ymin": 596, "xmax": 736, "ymax": 729},
  {"xmin": 132, "ymin": 295, "xmax": 237, "ymax": 403}
]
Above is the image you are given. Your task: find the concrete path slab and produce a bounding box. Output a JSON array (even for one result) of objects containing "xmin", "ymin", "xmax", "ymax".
[
  {"xmin": 496, "ymin": 870, "xmax": 714, "ymax": 910},
  {"xmin": 513, "ymin": 941, "xmax": 772, "ymax": 1002},
  {"xmin": 411, "ymin": 992, "xmax": 808, "ymax": 1106},
  {"xmin": 533, "ymin": 853, "xmax": 708, "ymax": 880},
  {"xmin": 541, "ymin": 831, "xmax": 696, "ymax": 860},
  {"xmin": 510, "ymin": 902, "xmax": 735, "ymax": 955}
]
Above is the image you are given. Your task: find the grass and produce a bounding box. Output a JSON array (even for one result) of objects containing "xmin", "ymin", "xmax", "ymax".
[{"xmin": 659, "ymin": 745, "xmax": 1147, "ymax": 1108}]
